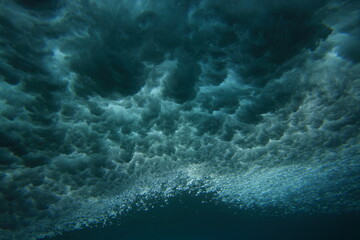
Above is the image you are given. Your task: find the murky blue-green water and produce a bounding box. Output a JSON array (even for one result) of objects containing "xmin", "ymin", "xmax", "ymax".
[
  {"xmin": 0, "ymin": 0, "xmax": 359, "ymax": 239},
  {"xmin": 45, "ymin": 193, "xmax": 360, "ymax": 240}
]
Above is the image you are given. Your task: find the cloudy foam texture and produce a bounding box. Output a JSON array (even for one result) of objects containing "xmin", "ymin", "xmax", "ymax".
[{"xmin": 0, "ymin": 0, "xmax": 360, "ymax": 239}]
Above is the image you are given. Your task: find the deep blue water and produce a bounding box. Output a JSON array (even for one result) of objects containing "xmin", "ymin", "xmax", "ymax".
[
  {"xmin": 45, "ymin": 193, "xmax": 360, "ymax": 240},
  {"xmin": 1, "ymin": 0, "xmax": 360, "ymax": 240}
]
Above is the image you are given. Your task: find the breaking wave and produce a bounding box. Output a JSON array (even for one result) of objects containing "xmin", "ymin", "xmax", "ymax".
[{"xmin": 0, "ymin": 0, "xmax": 359, "ymax": 239}]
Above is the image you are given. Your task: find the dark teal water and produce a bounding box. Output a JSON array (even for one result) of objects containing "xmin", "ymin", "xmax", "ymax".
[
  {"xmin": 1, "ymin": 1, "xmax": 360, "ymax": 240},
  {"xmin": 45, "ymin": 193, "xmax": 360, "ymax": 240}
]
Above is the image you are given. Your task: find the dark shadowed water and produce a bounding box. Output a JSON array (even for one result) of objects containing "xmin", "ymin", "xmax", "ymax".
[
  {"xmin": 46, "ymin": 193, "xmax": 360, "ymax": 240},
  {"xmin": 1, "ymin": 0, "xmax": 360, "ymax": 240}
]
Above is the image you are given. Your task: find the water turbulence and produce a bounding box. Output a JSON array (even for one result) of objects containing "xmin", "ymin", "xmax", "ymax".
[{"xmin": 0, "ymin": 0, "xmax": 359, "ymax": 239}]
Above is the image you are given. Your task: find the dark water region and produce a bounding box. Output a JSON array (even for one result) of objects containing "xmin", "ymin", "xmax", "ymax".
[
  {"xmin": 45, "ymin": 193, "xmax": 360, "ymax": 240},
  {"xmin": 1, "ymin": 0, "xmax": 360, "ymax": 239}
]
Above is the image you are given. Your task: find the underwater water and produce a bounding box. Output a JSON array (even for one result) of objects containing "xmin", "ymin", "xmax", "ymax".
[
  {"xmin": 0, "ymin": 0, "xmax": 359, "ymax": 239},
  {"xmin": 44, "ymin": 192, "xmax": 360, "ymax": 240}
]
